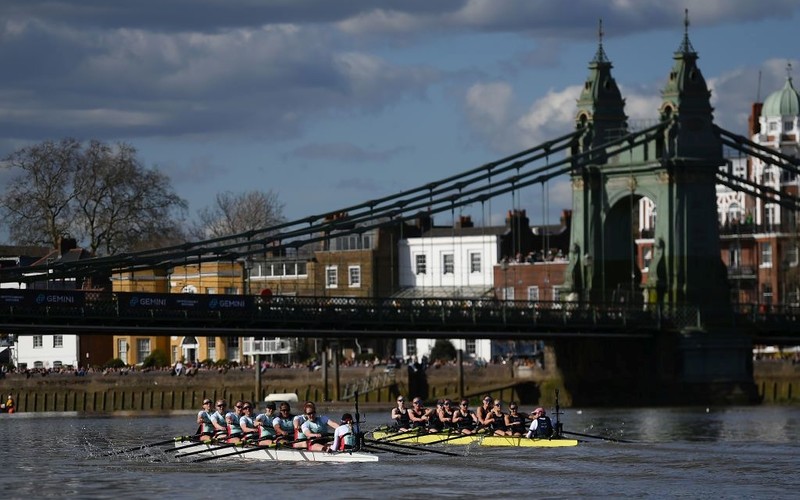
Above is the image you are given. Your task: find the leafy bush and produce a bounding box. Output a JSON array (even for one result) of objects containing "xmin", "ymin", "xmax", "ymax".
[
  {"xmin": 142, "ymin": 349, "xmax": 170, "ymax": 368},
  {"xmin": 104, "ymin": 358, "xmax": 126, "ymax": 369},
  {"xmin": 429, "ymin": 339, "xmax": 457, "ymax": 362}
]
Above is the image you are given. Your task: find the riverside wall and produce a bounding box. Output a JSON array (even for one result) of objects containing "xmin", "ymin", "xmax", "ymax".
[{"xmin": 0, "ymin": 361, "xmax": 797, "ymax": 413}]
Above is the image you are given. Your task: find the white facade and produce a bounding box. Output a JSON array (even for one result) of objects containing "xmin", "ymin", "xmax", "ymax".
[
  {"xmin": 1, "ymin": 282, "xmax": 82, "ymax": 369},
  {"xmin": 15, "ymin": 333, "xmax": 80, "ymax": 370},
  {"xmin": 398, "ymin": 234, "xmax": 499, "ymax": 289},
  {"xmin": 396, "ymin": 232, "xmax": 501, "ymax": 362}
]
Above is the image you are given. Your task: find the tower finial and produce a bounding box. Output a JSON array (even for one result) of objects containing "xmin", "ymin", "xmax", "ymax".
[
  {"xmin": 677, "ymin": 8, "xmax": 695, "ymax": 54},
  {"xmin": 592, "ymin": 18, "xmax": 609, "ymax": 63},
  {"xmin": 787, "ymin": 61, "xmax": 793, "ymax": 82}
]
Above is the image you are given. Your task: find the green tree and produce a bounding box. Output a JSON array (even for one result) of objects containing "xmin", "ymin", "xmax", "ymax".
[{"xmin": 142, "ymin": 349, "xmax": 170, "ymax": 368}]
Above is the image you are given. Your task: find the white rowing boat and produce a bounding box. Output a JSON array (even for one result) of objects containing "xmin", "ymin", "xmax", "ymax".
[{"xmin": 174, "ymin": 442, "xmax": 379, "ymax": 463}]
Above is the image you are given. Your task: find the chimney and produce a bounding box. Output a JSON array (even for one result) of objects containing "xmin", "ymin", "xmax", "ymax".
[
  {"xmin": 456, "ymin": 215, "xmax": 473, "ymax": 228},
  {"xmin": 59, "ymin": 236, "xmax": 77, "ymax": 257},
  {"xmin": 416, "ymin": 212, "xmax": 432, "ymax": 232},
  {"xmin": 560, "ymin": 209, "xmax": 572, "ymax": 228},
  {"xmin": 749, "ymin": 102, "xmax": 762, "ymax": 136}
]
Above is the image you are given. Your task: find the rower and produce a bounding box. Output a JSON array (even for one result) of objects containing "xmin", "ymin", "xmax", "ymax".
[
  {"xmin": 211, "ymin": 400, "xmax": 229, "ymax": 440},
  {"xmin": 391, "ymin": 396, "xmax": 411, "ymax": 431},
  {"xmin": 329, "ymin": 413, "xmax": 355, "ymax": 452},
  {"xmin": 300, "ymin": 403, "xmax": 339, "ymax": 451},
  {"xmin": 225, "ymin": 400, "xmax": 245, "ymax": 443},
  {"xmin": 239, "ymin": 401, "xmax": 259, "ymax": 442},
  {"xmin": 505, "ymin": 402, "xmax": 526, "ymax": 436},
  {"xmin": 526, "ymin": 407, "xmax": 554, "ymax": 439},
  {"xmin": 196, "ymin": 398, "xmax": 215, "ymax": 441},
  {"xmin": 476, "ymin": 395, "xmax": 493, "ymax": 428},
  {"xmin": 272, "ymin": 402, "xmax": 295, "ymax": 443},
  {"xmin": 255, "ymin": 402, "xmax": 277, "ymax": 445},
  {"xmin": 452, "ymin": 399, "xmax": 478, "ymax": 434},
  {"xmin": 408, "ymin": 397, "xmax": 429, "ymax": 430},
  {"xmin": 485, "ymin": 400, "xmax": 512, "ymax": 436},
  {"xmin": 439, "ymin": 399, "xmax": 455, "ymax": 432}
]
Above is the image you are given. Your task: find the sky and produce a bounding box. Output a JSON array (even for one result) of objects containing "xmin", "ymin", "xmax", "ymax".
[{"xmin": 1, "ymin": 0, "xmax": 800, "ymax": 238}]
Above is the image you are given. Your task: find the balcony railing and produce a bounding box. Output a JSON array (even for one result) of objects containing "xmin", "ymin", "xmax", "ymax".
[{"xmin": 242, "ymin": 337, "xmax": 297, "ymax": 355}]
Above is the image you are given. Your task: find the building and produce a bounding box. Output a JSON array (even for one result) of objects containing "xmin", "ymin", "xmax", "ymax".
[
  {"xmin": 395, "ymin": 209, "xmax": 571, "ymax": 362},
  {"xmin": 4, "ymin": 239, "xmax": 113, "ymax": 369}
]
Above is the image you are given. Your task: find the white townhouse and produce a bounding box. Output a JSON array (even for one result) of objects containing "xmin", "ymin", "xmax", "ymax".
[{"xmin": 394, "ymin": 212, "xmax": 537, "ymax": 363}]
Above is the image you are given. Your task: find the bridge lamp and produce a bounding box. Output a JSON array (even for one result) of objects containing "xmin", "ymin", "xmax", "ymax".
[
  {"xmin": 583, "ymin": 253, "xmax": 593, "ymax": 301},
  {"xmin": 500, "ymin": 259, "xmax": 509, "ymax": 301}
]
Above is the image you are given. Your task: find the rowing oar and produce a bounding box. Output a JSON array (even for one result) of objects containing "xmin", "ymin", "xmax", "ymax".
[
  {"xmin": 561, "ymin": 430, "xmax": 634, "ymax": 444},
  {"xmin": 174, "ymin": 440, "xmax": 242, "ymax": 459},
  {"xmin": 421, "ymin": 431, "xmax": 478, "ymax": 446},
  {"xmin": 362, "ymin": 438, "xmax": 459, "ymax": 457},
  {"xmin": 190, "ymin": 435, "xmax": 333, "ymax": 463},
  {"xmin": 362, "ymin": 442, "xmax": 417, "ymax": 456},
  {"xmin": 373, "ymin": 427, "xmax": 423, "ymax": 443},
  {"xmin": 103, "ymin": 435, "xmax": 198, "ymax": 456}
]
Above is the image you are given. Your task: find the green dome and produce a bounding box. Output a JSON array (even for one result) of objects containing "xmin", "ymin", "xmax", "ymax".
[{"xmin": 762, "ymin": 77, "xmax": 800, "ymax": 117}]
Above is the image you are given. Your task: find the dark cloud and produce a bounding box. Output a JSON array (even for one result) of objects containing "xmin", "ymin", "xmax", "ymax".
[{"xmin": 0, "ymin": 0, "xmax": 468, "ymax": 32}]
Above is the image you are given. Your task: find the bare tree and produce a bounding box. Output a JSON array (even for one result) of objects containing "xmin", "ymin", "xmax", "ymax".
[
  {"xmin": 72, "ymin": 141, "xmax": 188, "ymax": 255},
  {"xmin": 193, "ymin": 190, "xmax": 286, "ymax": 242},
  {"xmin": 1, "ymin": 139, "xmax": 188, "ymax": 255},
  {"xmin": 0, "ymin": 138, "xmax": 81, "ymax": 247}
]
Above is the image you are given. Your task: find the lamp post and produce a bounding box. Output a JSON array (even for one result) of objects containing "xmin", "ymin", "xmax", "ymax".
[
  {"xmin": 45, "ymin": 257, "xmax": 54, "ymax": 290},
  {"xmin": 500, "ymin": 259, "xmax": 509, "ymax": 302},
  {"xmin": 583, "ymin": 253, "xmax": 593, "ymax": 303},
  {"xmin": 243, "ymin": 257, "xmax": 253, "ymax": 295}
]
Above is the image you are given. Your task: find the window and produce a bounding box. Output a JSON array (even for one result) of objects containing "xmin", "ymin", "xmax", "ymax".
[
  {"xmin": 465, "ymin": 339, "xmax": 476, "ymax": 356},
  {"xmin": 729, "ymin": 246, "xmax": 741, "ymax": 268},
  {"xmin": 528, "ymin": 286, "xmax": 540, "ymax": 302},
  {"xmin": 415, "ymin": 254, "xmax": 427, "ymax": 275},
  {"xmin": 136, "ymin": 338, "xmax": 151, "ymax": 364},
  {"xmin": 33, "ymin": 335, "xmax": 43, "ymax": 348},
  {"xmin": 405, "ymin": 339, "xmax": 416, "ymax": 356},
  {"xmin": 224, "ymin": 287, "xmax": 237, "ymax": 294},
  {"xmin": 171, "ymin": 345, "xmax": 178, "ymax": 364},
  {"xmin": 118, "ymin": 339, "xmax": 128, "ymax": 364},
  {"xmin": 552, "ymin": 287, "xmax": 562, "ymax": 302},
  {"xmin": 34, "ymin": 361, "xmax": 44, "ymax": 369},
  {"xmin": 207, "ymin": 337, "xmax": 216, "ymax": 360},
  {"xmin": 765, "ymin": 204, "xmax": 778, "ymax": 225},
  {"xmin": 53, "ymin": 335, "xmax": 63, "ymax": 348},
  {"xmin": 785, "ymin": 121, "xmax": 794, "ymax": 131},
  {"xmin": 762, "ymin": 283, "xmax": 773, "ymax": 306},
  {"xmin": 470, "ymin": 253, "xmax": 481, "ymax": 273},
  {"xmin": 349, "ymin": 266, "xmax": 361, "ymax": 288},
  {"xmin": 227, "ymin": 337, "xmax": 239, "ymax": 360},
  {"xmin": 442, "ymin": 254, "xmax": 454, "ymax": 275},
  {"xmin": 760, "ymin": 242, "xmax": 773, "ymax": 267},
  {"xmin": 643, "ymin": 248, "xmax": 652, "ymax": 270},
  {"xmin": 787, "ymin": 244, "xmax": 799, "ymax": 267},
  {"xmin": 769, "ymin": 121, "xmax": 778, "ymax": 131},
  {"xmin": 326, "ymin": 266, "xmax": 338, "ymax": 288}
]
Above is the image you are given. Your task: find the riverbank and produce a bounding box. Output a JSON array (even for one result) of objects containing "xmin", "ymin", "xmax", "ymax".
[{"xmin": 1, "ymin": 360, "xmax": 798, "ymax": 412}]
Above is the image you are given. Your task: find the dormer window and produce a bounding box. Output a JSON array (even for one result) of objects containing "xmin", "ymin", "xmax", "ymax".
[
  {"xmin": 784, "ymin": 121, "xmax": 794, "ymax": 131},
  {"xmin": 769, "ymin": 122, "xmax": 778, "ymax": 132}
]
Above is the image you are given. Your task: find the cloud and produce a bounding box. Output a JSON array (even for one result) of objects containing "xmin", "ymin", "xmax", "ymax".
[
  {"xmin": 290, "ymin": 142, "xmax": 406, "ymax": 163},
  {"xmin": 0, "ymin": 20, "xmax": 440, "ymax": 144}
]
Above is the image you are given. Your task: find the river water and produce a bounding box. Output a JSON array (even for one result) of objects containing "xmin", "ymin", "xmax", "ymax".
[{"xmin": 2, "ymin": 406, "xmax": 799, "ymax": 499}]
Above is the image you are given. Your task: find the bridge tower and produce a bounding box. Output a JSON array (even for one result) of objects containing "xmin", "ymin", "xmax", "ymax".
[
  {"xmin": 566, "ymin": 17, "xmax": 729, "ymax": 314},
  {"xmin": 558, "ymin": 17, "xmax": 755, "ymax": 405}
]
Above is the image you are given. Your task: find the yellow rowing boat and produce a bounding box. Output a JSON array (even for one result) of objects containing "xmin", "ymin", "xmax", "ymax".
[{"xmin": 371, "ymin": 430, "xmax": 578, "ymax": 447}]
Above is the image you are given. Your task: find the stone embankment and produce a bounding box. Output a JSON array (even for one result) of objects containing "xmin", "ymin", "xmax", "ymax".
[
  {"xmin": 0, "ymin": 363, "xmax": 536, "ymax": 413},
  {"xmin": 1, "ymin": 361, "xmax": 797, "ymax": 413}
]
